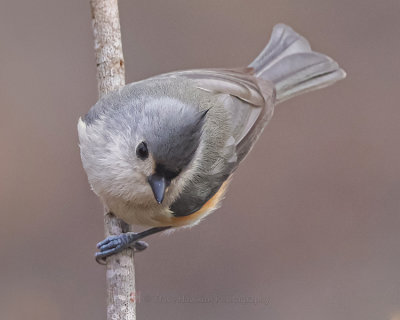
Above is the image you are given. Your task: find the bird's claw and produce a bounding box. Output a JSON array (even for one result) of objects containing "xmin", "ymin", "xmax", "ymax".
[
  {"xmin": 95, "ymin": 233, "xmax": 148, "ymax": 265},
  {"xmin": 130, "ymin": 240, "xmax": 149, "ymax": 251}
]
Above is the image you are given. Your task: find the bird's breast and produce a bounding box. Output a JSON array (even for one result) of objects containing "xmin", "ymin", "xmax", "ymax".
[{"xmin": 103, "ymin": 178, "xmax": 231, "ymax": 228}]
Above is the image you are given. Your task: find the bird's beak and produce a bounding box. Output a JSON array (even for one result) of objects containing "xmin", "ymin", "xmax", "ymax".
[{"xmin": 147, "ymin": 174, "xmax": 169, "ymax": 204}]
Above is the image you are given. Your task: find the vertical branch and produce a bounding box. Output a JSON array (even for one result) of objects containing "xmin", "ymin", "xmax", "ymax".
[
  {"xmin": 90, "ymin": 0, "xmax": 136, "ymax": 319},
  {"xmin": 90, "ymin": 0, "xmax": 125, "ymax": 96}
]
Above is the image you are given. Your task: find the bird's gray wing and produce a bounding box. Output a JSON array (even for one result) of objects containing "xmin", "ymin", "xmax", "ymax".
[
  {"xmin": 163, "ymin": 68, "xmax": 276, "ymax": 163},
  {"xmin": 163, "ymin": 68, "xmax": 276, "ymax": 217}
]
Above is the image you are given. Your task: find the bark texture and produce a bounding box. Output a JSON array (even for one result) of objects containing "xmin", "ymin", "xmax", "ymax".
[{"xmin": 90, "ymin": 0, "xmax": 136, "ymax": 319}]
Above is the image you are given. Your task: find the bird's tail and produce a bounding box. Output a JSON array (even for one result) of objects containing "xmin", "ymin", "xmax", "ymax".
[{"xmin": 249, "ymin": 24, "xmax": 346, "ymax": 103}]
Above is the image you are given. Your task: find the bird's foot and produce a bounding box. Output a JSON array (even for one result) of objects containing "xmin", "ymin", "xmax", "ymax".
[{"xmin": 95, "ymin": 232, "xmax": 148, "ymax": 264}]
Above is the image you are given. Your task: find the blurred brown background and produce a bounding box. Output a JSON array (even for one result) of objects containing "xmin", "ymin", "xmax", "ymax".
[{"xmin": 0, "ymin": 0, "xmax": 399, "ymax": 319}]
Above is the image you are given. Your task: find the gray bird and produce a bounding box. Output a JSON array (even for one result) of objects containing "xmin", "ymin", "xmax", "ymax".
[{"xmin": 78, "ymin": 24, "xmax": 346, "ymax": 262}]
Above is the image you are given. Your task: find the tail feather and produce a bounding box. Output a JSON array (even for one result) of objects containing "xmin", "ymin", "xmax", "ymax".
[{"xmin": 250, "ymin": 24, "xmax": 346, "ymax": 103}]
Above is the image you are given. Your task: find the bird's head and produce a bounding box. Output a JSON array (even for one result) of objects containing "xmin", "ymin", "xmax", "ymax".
[{"xmin": 78, "ymin": 96, "xmax": 207, "ymax": 205}]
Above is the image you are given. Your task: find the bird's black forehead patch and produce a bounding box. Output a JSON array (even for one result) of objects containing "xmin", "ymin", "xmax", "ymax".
[
  {"xmin": 155, "ymin": 163, "xmax": 181, "ymax": 180},
  {"xmin": 146, "ymin": 107, "xmax": 207, "ymax": 173}
]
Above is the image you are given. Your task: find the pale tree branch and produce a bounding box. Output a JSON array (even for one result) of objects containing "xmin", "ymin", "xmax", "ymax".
[{"xmin": 90, "ymin": 0, "xmax": 136, "ymax": 319}]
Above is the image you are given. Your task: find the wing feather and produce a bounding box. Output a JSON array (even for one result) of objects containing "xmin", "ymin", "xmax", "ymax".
[
  {"xmin": 162, "ymin": 68, "xmax": 276, "ymax": 217},
  {"xmin": 161, "ymin": 68, "xmax": 276, "ymax": 160}
]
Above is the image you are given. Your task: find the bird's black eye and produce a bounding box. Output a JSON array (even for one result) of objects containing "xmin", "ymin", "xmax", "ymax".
[{"xmin": 136, "ymin": 141, "xmax": 149, "ymax": 160}]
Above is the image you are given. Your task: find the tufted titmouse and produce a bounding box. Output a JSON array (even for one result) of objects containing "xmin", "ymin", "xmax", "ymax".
[{"xmin": 78, "ymin": 24, "xmax": 346, "ymax": 262}]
